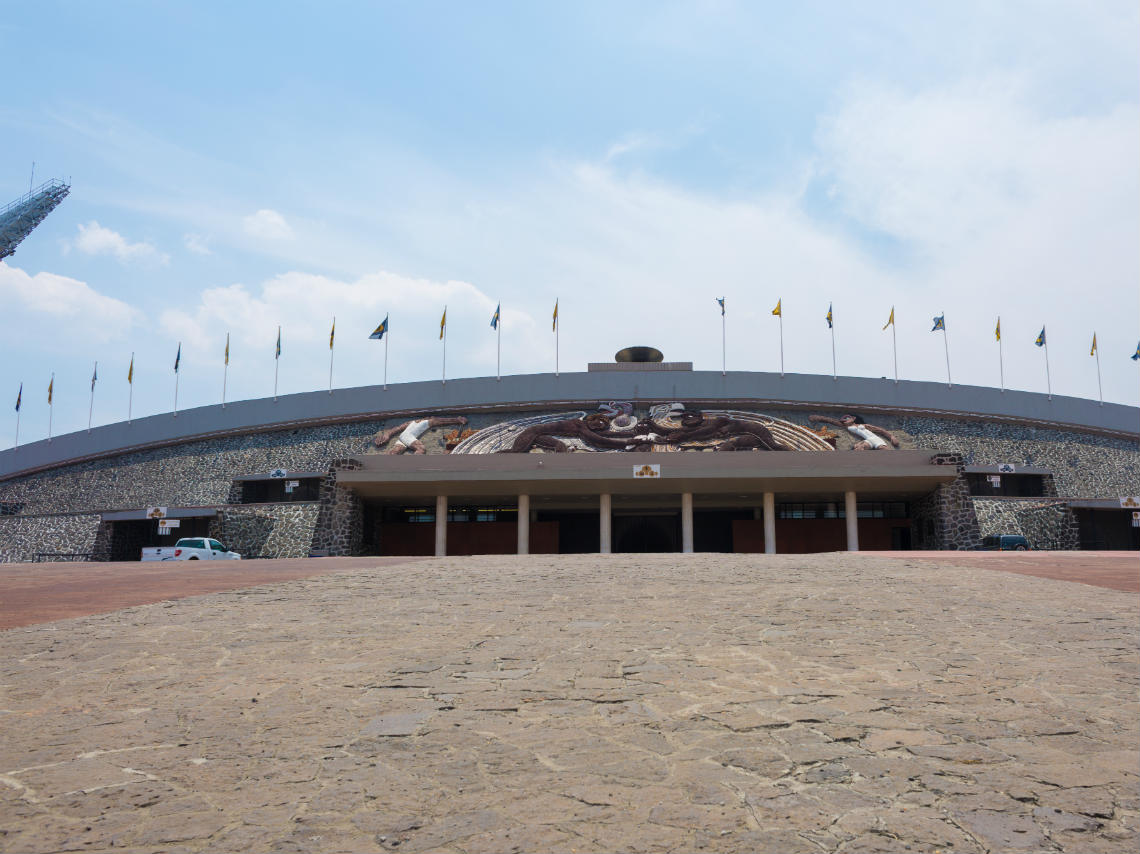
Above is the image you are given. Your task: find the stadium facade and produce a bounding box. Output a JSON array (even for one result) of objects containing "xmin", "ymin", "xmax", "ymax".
[{"xmin": 1, "ymin": 353, "xmax": 1137, "ymax": 562}]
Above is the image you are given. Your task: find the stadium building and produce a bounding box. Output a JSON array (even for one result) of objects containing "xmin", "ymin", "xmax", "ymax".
[{"xmin": 0, "ymin": 348, "xmax": 1137, "ymax": 561}]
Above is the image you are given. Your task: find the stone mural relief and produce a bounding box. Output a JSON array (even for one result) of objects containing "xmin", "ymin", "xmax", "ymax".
[
  {"xmin": 370, "ymin": 416, "xmax": 468, "ymax": 455},
  {"xmin": 809, "ymin": 414, "xmax": 900, "ymax": 450},
  {"xmin": 451, "ymin": 404, "xmax": 834, "ymax": 454}
]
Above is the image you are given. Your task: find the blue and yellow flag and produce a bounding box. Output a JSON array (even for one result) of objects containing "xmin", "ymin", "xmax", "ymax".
[
  {"xmin": 174, "ymin": 343, "xmax": 181, "ymax": 373},
  {"xmin": 329, "ymin": 319, "xmax": 336, "ymax": 350},
  {"xmin": 91, "ymin": 363, "xmax": 98, "ymax": 392},
  {"xmin": 995, "ymin": 318, "xmax": 1001, "ymax": 342},
  {"xmin": 439, "ymin": 308, "xmax": 447, "ymax": 340},
  {"xmin": 15, "ymin": 382, "xmax": 21, "ymax": 413},
  {"xmin": 883, "ymin": 307, "xmax": 895, "ymax": 330},
  {"xmin": 1132, "ymin": 341, "xmax": 1140, "ymax": 361},
  {"xmin": 931, "ymin": 314, "xmax": 945, "ymax": 332},
  {"xmin": 716, "ymin": 297, "xmax": 725, "ymax": 316},
  {"xmin": 1090, "ymin": 333, "xmax": 1097, "ymax": 356},
  {"xmin": 552, "ymin": 299, "xmax": 558, "ymax": 332},
  {"xmin": 826, "ymin": 303, "xmax": 833, "ymax": 329},
  {"xmin": 1035, "ymin": 327, "xmax": 1046, "ymax": 347},
  {"xmin": 772, "ymin": 299, "xmax": 782, "ymax": 317},
  {"xmin": 275, "ymin": 327, "xmax": 282, "ymax": 359},
  {"xmin": 490, "ymin": 303, "xmax": 500, "ymax": 330},
  {"xmin": 370, "ymin": 315, "xmax": 388, "ymax": 340}
]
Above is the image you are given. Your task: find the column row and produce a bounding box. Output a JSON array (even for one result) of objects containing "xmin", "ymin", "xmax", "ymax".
[{"xmin": 431, "ymin": 490, "xmax": 861, "ymax": 556}]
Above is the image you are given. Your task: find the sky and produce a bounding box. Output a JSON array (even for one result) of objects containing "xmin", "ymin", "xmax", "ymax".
[{"xmin": 2, "ymin": 0, "xmax": 1137, "ymax": 445}]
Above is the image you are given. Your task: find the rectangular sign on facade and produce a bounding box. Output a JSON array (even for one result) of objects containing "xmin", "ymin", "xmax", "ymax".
[
  {"xmin": 1120, "ymin": 496, "xmax": 1140, "ymax": 508},
  {"xmin": 633, "ymin": 464, "xmax": 661, "ymax": 478},
  {"xmin": 157, "ymin": 519, "xmax": 180, "ymax": 531},
  {"xmin": 146, "ymin": 506, "xmax": 168, "ymax": 519}
]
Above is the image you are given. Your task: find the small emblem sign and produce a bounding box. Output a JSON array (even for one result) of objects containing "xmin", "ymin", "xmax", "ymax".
[
  {"xmin": 996, "ymin": 463, "xmax": 1016, "ymax": 474},
  {"xmin": 158, "ymin": 519, "xmax": 180, "ymax": 531},
  {"xmin": 987, "ymin": 475, "xmax": 1002, "ymax": 486},
  {"xmin": 633, "ymin": 464, "xmax": 661, "ymax": 478},
  {"xmin": 269, "ymin": 468, "xmax": 288, "ymax": 479},
  {"xmin": 1120, "ymin": 496, "xmax": 1140, "ymax": 508},
  {"xmin": 146, "ymin": 506, "xmax": 168, "ymax": 520}
]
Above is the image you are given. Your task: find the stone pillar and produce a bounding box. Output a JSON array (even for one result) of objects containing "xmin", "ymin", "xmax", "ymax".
[
  {"xmin": 435, "ymin": 495, "xmax": 448, "ymax": 557},
  {"xmin": 600, "ymin": 493, "xmax": 612, "ymax": 554},
  {"xmin": 763, "ymin": 492, "xmax": 776, "ymax": 554},
  {"xmin": 845, "ymin": 490, "xmax": 859, "ymax": 552},
  {"xmin": 517, "ymin": 494, "xmax": 530, "ymax": 555},
  {"xmin": 681, "ymin": 492, "xmax": 694, "ymax": 553}
]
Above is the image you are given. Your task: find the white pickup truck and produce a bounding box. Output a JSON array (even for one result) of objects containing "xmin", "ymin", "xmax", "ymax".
[{"xmin": 140, "ymin": 538, "xmax": 242, "ymax": 561}]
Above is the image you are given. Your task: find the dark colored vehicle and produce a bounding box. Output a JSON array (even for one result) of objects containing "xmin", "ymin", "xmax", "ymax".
[{"xmin": 981, "ymin": 534, "xmax": 1030, "ymax": 551}]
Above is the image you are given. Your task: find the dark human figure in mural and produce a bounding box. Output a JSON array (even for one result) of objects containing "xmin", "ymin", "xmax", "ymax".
[
  {"xmin": 663, "ymin": 411, "xmax": 789, "ymax": 451},
  {"xmin": 373, "ymin": 415, "xmax": 468, "ymax": 454},
  {"xmin": 809, "ymin": 414, "xmax": 899, "ymax": 450}
]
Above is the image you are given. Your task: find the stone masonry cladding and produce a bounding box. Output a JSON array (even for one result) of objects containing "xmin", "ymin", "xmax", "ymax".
[
  {"xmin": 972, "ymin": 497, "xmax": 1081, "ymax": 551},
  {"xmin": 0, "ymin": 407, "xmax": 1135, "ymax": 559}
]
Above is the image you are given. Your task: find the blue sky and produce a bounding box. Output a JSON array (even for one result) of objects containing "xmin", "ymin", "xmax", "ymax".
[{"xmin": 2, "ymin": 0, "xmax": 1138, "ymax": 444}]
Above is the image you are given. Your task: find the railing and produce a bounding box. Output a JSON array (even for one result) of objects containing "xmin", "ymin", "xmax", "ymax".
[
  {"xmin": 0, "ymin": 179, "xmax": 70, "ymax": 218},
  {"xmin": 33, "ymin": 552, "xmax": 93, "ymax": 562}
]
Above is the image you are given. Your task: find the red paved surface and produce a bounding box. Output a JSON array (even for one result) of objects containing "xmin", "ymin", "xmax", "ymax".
[
  {"xmin": 868, "ymin": 550, "xmax": 1139, "ymax": 594},
  {"xmin": 0, "ymin": 556, "xmax": 429, "ymax": 630}
]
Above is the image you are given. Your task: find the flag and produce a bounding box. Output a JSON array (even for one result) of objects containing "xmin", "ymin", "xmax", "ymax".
[
  {"xmin": 275, "ymin": 327, "xmax": 282, "ymax": 359},
  {"xmin": 1035, "ymin": 327, "xmax": 1046, "ymax": 347},
  {"xmin": 329, "ymin": 319, "xmax": 336, "ymax": 350},
  {"xmin": 128, "ymin": 355, "xmax": 134, "ymax": 384},
  {"xmin": 91, "ymin": 363, "xmax": 98, "ymax": 392},
  {"xmin": 1132, "ymin": 341, "xmax": 1140, "ymax": 361},
  {"xmin": 931, "ymin": 314, "xmax": 945, "ymax": 332},
  {"xmin": 772, "ymin": 299, "xmax": 782, "ymax": 317},
  {"xmin": 174, "ymin": 343, "xmax": 181, "ymax": 373},
  {"xmin": 883, "ymin": 307, "xmax": 895, "ymax": 330},
  {"xmin": 1090, "ymin": 333, "xmax": 1097, "ymax": 356},
  {"xmin": 439, "ymin": 308, "xmax": 447, "ymax": 340},
  {"xmin": 47, "ymin": 377, "xmax": 53, "ymax": 405},
  {"xmin": 995, "ymin": 318, "xmax": 1001, "ymax": 342},
  {"xmin": 224, "ymin": 333, "xmax": 230, "ymax": 366},
  {"xmin": 14, "ymin": 383, "xmax": 21, "ymax": 413},
  {"xmin": 716, "ymin": 297, "xmax": 725, "ymax": 316},
  {"xmin": 370, "ymin": 315, "xmax": 388, "ymax": 340},
  {"xmin": 552, "ymin": 299, "xmax": 559, "ymax": 332},
  {"xmin": 490, "ymin": 303, "xmax": 500, "ymax": 330},
  {"xmin": 826, "ymin": 303, "xmax": 833, "ymax": 329}
]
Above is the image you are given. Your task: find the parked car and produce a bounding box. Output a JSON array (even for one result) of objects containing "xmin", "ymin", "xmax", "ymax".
[
  {"xmin": 980, "ymin": 534, "xmax": 1030, "ymax": 551},
  {"xmin": 141, "ymin": 538, "xmax": 242, "ymax": 561}
]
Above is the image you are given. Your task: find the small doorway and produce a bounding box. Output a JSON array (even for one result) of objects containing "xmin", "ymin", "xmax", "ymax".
[{"xmin": 614, "ymin": 513, "xmax": 679, "ymax": 553}]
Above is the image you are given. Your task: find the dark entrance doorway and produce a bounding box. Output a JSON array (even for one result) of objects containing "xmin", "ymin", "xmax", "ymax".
[
  {"xmin": 107, "ymin": 517, "xmax": 213, "ymax": 561},
  {"xmin": 614, "ymin": 513, "xmax": 679, "ymax": 553}
]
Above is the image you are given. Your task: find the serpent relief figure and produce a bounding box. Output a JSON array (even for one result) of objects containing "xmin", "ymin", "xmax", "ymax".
[
  {"xmin": 663, "ymin": 410, "xmax": 790, "ymax": 451},
  {"xmin": 501, "ymin": 413, "xmax": 638, "ymax": 452},
  {"xmin": 808, "ymin": 414, "xmax": 899, "ymax": 450}
]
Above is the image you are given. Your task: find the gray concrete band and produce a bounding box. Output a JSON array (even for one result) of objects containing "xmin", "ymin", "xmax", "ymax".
[{"xmin": 4, "ymin": 369, "xmax": 1136, "ymax": 481}]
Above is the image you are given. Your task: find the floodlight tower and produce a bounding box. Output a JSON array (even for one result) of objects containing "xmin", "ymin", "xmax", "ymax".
[{"xmin": 0, "ymin": 178, "xmax": 71, "ymax": 261}]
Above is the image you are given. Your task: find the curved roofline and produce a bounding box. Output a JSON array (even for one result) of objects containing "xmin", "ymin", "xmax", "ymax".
[{"xmin": 2, "ymin": 370, "xmax": 1136, "ymax": 481}]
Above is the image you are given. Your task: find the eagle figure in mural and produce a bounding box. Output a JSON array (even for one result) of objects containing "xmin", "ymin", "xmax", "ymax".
[{"xmin": 809, "ymin": 414, "xmax": 899, "ymax": 450}]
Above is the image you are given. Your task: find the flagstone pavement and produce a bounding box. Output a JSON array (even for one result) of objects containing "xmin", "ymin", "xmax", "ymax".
[{"xmin": 1, "ymin": 553, "xmax": 1136, "ymax": 853}]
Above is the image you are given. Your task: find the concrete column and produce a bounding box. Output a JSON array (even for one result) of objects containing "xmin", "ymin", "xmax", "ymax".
[
  {"xmin": 681, "ymin": 492, "xmax": 694, "ymax": 553},
  {"xmin": 517, "ymin": 494, "xmax": 530, "ymax": 555},
  {"xmin": 434, "ymin": 494, "xmax": 447, "ymax": 557},
  {"xmin": 845, "ymin": 490, "xmax": 859, "ymax": 552},
  {"xmin": 599, "ymin": 493, "xmax": 612, "ymax": 554},
  {"xmin": 763, "ymin": 492, "xmax": 776, "ymax": 554}
]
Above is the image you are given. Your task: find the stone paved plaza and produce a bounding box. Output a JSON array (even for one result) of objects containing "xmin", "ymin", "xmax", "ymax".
[{"xmin": 1, "ymin": 554, "xmax": 1137, "ymax": 853}]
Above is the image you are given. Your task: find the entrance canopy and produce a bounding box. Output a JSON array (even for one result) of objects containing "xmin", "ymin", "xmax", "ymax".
[{"xmin": 339, "ymin": 450, "xmax": 957, "ymax": 502}]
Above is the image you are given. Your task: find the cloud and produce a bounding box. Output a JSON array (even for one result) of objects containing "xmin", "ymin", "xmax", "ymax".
[
  {"xmin": 242, "ymin": 209, "xmax": 294, "ymax": 241},
  {"xmin": 0, "ymin": 262, "xmax": 139, "ymax": 341},
  {"xmin": 71, "ymin": 220, "xmax": 169, "ymax": 265},
  {"xmin": 183, "ymin": 233, "xmax": 213, "ymax": 255}
]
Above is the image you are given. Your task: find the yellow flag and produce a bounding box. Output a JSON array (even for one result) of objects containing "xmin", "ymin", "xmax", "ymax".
[
  {"xmin": 995, "ymin": 318, "xmax": 1001, "ymax": 342},
  {"xmin": 1090, "ymin": 333, "xmax": 1097, "ymax": 356},
  {"xmin": 439, "ymin": 307, "xmax": 447, "ymax": 340},
  {"xmin": 882, "ymin": 307, "xmax": 895, "ymax": 330},
  {"xmin": 772, "ymin": 299, "xmax": 782, "ymax": 317},
  {"xmin": 224, "ymin": 333, "xmax": 230, "ymax": 366},
  {"xmin": 47, "ymin": 376, "xmax": 53, "ymax": 405},
  {"xmin": 552, "ymin": 299, "xmax": 559, "ymax": 332},
  {"xmin": 128, "ymin": 354, "xmax": 134, "ymax": 384}
]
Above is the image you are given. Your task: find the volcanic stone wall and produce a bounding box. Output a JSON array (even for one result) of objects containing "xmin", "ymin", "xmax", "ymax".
[
  {"xmin": 972, "ymin": 497, "xmax": 1081, "ymax": 551},
  {"xmin": 209, "ymin": 503, "xmax": 321, "ymax": 559},
  {"xmin": 0, "ymin": 513, "xmax": 102, "ymax": 563}
]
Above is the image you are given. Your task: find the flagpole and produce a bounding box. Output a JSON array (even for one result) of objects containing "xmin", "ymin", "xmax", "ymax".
[
  {"xmin": 778, "ymin": 312, "xmax": 784, "ymax": 377},
  {"xmin": 830, "ymin": 324, "xmax": 837, "ymax": 380},
  {"xmin": 942, "ymin": 315, "xmax": 952, "ymax": 387},
  {"xmin": 442, "ymin": 307, "xmax": 447, "ymax": 385},
  {"xmin": 14, "ymin": 407, "xmax": 19, "ymax": 448},
  {"xmin": 383, "ymin": 326, "xmax": 389, "ymax": 390},
  {"xmin": 88, "ymin": 361, "xmax": 96, "ymax": 432},
  {"xmin": 1095, "ymin": 342, "xmax": 1103, "ymax": 406},
  {"xmin": 48, "ymin": 373, "xmax": 53, "ymax": 442},
  {"xmin": 496, "ymin": 308, "xmax": 501, "ymax": 382},
  {"xmin": 274, "ymin": 326, "xmax": 280, "ymax": 401},
  {"xmin": 223, "ymin": 334, "xmax": 229, "ymax": 409},
  {"xmin": 892, "ymin": 322, "xmax": 898, "ymax": 384},
  {"xmin": 329, "ymin": 317, "xmax": 335, "ymax": 394},
  {"xmin": 998, "ymin": 318, "xmax": 1004, "ymax": 393},
  {"xmin": 128, "ymin": 353, "xmax": 134, "ymax": 424},
  {"xmin": 1043, "ymin": 332, "xmax": 1052, "ymax": 400},
  {"xmin": 555, "ymin": 299, "xmax": 560, "ymax": 377},
  {"xmin": 721, "ymin": 310, "xmax": 726, "ymax": 376}
]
